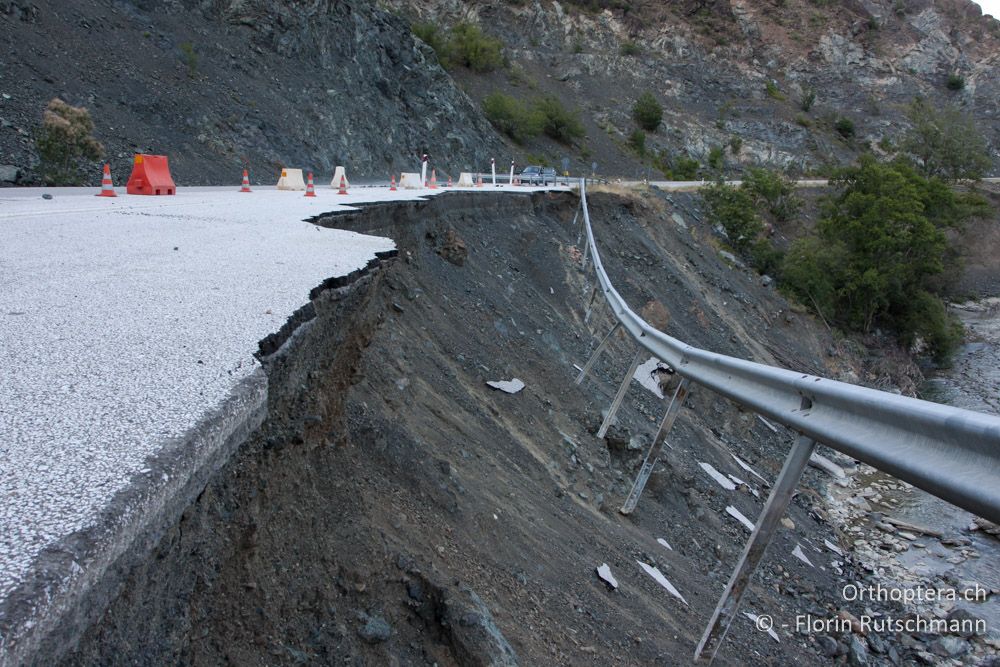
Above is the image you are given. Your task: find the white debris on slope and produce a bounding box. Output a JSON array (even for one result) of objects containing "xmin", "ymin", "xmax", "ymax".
[
  {"xmin": 637, "ymin": 561, "xmax": 688, "ymax": 605},
  {"xmin": 596, "ymin": 563, "xmax": 619, "ymax": 590},
  {"xmin": 486, "ymin": 378, "xmax": 525, "ymax": 394},
  {"xmin": 792, "ymin": 544, "xmax": 815, "ymax": 567},
  {"xmin": 726, "ymin": 505, "xmax": 756, "ymax": 532},
  {"xmin": 699, "ymin": 462, "xmax": 737, "ymax": 491},
  {"xmin": 731, "ymin": 453, "xmax": 769, "ymax": 485},
  {"xmin": 727, "ymin": 473, "xmax": 760, "ymax": 498},
  {"xmin": 657, "ymin": 538, "xmax": 673, "ymax": 551},
  {"xmin": 633, "ymin": 357, "xmax": 666, "ymax": 398},
  {"xmin": 808, "ymin": 452, "xmax": 846, "ymax": 478}
]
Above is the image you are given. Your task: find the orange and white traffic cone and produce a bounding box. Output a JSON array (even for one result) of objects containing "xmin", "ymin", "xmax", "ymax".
[
  {"xmin": 429, "ymin": 169, "xmax": 438, "ymax": 190},
  {"xmin": 305, "ymin": 172, "xmax": 317, "ymax": 197},
  {"xmin": 390, "ymin": 174, "xmax": 397, "ymax": 192},
  {"xmin": 240, "ymin": 169, "xmax": 251, "ymax": 193},
  {"xmin": 447, "ymin": 176, "xmax": 452, "ymax": 188},
  {"xmin": 476, "ymin": 174, "xmax": 483, "ymax": 188},
  {"xmin": 337, "ymin": 175, "xmax": 348, "ymax": 195},
  {"xmin": 96, "ymin": 163, "xmax": 116, "ymax": 197}
]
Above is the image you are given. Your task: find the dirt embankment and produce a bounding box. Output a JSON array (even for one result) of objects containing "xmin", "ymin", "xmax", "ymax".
[{"xmin": 59, "ymin": 189, "xmax": 947, "ymax": 666}]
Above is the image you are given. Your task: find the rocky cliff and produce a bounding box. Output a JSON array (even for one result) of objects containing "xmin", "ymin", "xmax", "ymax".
[
  {"xmin": 0, "ymin": 0, "xmax": 507, "ymax": 185},
  {"xmin": 1, "ymin": 0, "xmax": 998, "ymax": 184},
  {"xmin": 387, "ymin": 0, "xmax": 1000, "ymax": 177}
]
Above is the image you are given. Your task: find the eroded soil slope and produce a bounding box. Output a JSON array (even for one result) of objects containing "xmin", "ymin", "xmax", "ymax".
[{"xmin": 65, "ymin": 190, "xmax": 891, "ymax": 666}]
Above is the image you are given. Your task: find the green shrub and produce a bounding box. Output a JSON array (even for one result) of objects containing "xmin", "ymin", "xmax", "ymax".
[
  {"xmin": 628, "ymin": 129, "xmax": 646, "ymax": 155},
  {"xmin": 483, "ymin": 93, "xmax": 543, "ymax": 144},
  {"xmin": 765, "ymin": 81, "xmax": 786, "ymax": 101},
  {"xmin": 902, "ymin": 97, "xmax": 989, "ymax": 181},
  {"xmin": 742, "ymin": 167, "xmax": 802, "ymax": 222},
  {"xmin": 672, "ymin": 154, "xmax": 700, "ymax": 180},
  {"xmin": 35, "ymin": 98, "xmax": 103, "ymax": 185},
  {"xmin": 707, "ymin": 146, "xmax": 725, "ymax": 171},
  {"xmin": 620, "ymin": 40, "xmax": 641, "ymax": 56},
  {"xmin": 533, "ymin": 97, "xmax": 585, "ymax": 144},
  {"xmin": 632, "ymin": 91, "xmax": 662, "ymax": 132},
  {"xmin": 179, "ymin": 42, "xmax": 198, "ymax": 78},
  {"xmin": 449, "ymin": 23, "xmax": 504, "ymax": 72},
  {"xmin": 749, "ymin": 237, "xmax": 785, "ymax": 277},
  {"xmin": 799, "ymin": 88, "xmax": 816, "ymax": 112},
  {"xmin": 779, "ymin": 155, "xmax": 979, "ymax": 360},
  {"xmin": 729, "ymin": 135, "xmax": 743, "ymax": 155},
  {"xmin": 834, "ymin": 116, "xmax": 855, "ymax": 138},
  {"xmin": 795, "ymin": 114, "xmax": 812, "ymax": 127},
  {"xmin": 701, "ymin": 181, "xmax": 762, "ymax": 253},
  {"xmin": 412, "ymin": 22, "xmax": 503, "ymax": 73},
  {"xmin": 412, "ymin": 22, "xmax": 447, "ymax": 57}
]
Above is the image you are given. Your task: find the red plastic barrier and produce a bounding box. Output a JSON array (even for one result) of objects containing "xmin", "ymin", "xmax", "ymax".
[{"xmin": 126, "ymin": 154, "xmax": 176, "ymax": 195}]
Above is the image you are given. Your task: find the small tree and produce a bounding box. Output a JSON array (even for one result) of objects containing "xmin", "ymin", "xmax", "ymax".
[
  {"xmin": 533, "ymin": 97, "xmax": 584, "ymax": 144},
  {"xmin": 35, "ymin": 98, "xmax": 103, "ymax": 185},
  {"xmin": 742, "ymin": 167, "xmax": 802, "ymax": 222},
  {"xmin": 449, "ymin": 23, "xmax": 504, "ymax": 72},
  {"xmin": 834, "ymin": 116, "xmax": 855, "ymax": 138},
  {"xmin": 483, "ymin": 93, "xmax": 543, "ymax": 144},
  {"xmin": 632, "ymin": 92, "xmax": 662, "ymax": 132},
  {"xmin": 799, "ymin": 88, "xmax": 816, "ymax": 112},
  {"xmin": 179, "ymin": 42, "xmax": 198, "ymax": 78},
  {"xmin": 701, "ymin": 181, "xmax": 762, "ymax": 254},
  {"xmin": 628, "ymin": 129, "xmax": 646, "ymax": 156},
  {"xmin": 780, "ymin": 156, "xmax": 975, "ymax": 360},
  {"xmin": 901, "ymin": 98, "xmax": 990, "ymax": 181}
]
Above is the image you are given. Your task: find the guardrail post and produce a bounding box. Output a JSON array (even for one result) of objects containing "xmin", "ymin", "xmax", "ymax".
[
  {"xmin": 597, "ymin": 349, "xmax": 644, "ymax": 439},
  {"xmin": 620, "ymin": 377, "xmax": 691, "ymax": 515},
  {"xmin": 694, "ymin": 413, "xmax": 816, "ymax": 663},
  {"xmin": 575, "ymin": 322, "xmax": 622, "ymax": 385},
  {"xmin": 584, "ymin": 283, "xmax": 602, "ymax": 323}
]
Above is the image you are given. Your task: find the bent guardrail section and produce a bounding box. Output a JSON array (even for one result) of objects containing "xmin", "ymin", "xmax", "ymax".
[{"xmin": 575, "ymin": 179, "xmax": 1000, "ymax": 663}]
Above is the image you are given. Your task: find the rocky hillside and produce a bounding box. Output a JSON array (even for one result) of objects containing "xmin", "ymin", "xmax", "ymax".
[
  {"xmin": 1, "ymin": 0, "xmax": 998, "ymax": 185},
  {"xmin": 386, "ymin": 0, "xmax": 1000, "ymax": 177},
  {"xmin": 0, "ymin": 0, "xmax": 507, "ymax": 185}
]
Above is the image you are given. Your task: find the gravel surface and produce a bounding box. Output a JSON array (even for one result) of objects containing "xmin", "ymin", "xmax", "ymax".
[{"xmin": 0, "ymin": 185, "xmax": 555, "ymax": 601}]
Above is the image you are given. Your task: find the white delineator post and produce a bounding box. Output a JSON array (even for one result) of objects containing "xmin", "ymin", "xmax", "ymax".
[
  {"xmin": 421, "ymin": 154, "xmax": 429, "ymax": 188},
  {"xmin": 509, "ymin": 160, "xmax": 515, "ymax": 187},
  {"xmin": 491, "ymin": 158, "xmax": 497, "ymax": 187}
]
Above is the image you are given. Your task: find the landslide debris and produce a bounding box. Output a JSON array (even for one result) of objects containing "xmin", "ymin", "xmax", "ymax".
[{"xmin": 63, "ymin": 189, "xmax": 935, "ymax": 665}]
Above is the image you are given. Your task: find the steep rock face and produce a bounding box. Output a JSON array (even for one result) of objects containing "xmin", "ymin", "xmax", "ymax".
[
  {"xmin": 0, "ymin": 0, "xmax": 507, "ymax": 184},
  {"xmin": 389, "ymin": 0, "xmax": 1000, "ymax": 176}
]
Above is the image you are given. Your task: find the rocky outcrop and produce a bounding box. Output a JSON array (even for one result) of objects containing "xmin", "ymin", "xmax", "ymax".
[
  {"xmin": 387, "ymin": 0, "xmax": 1000, "ymax": 176},
  {"xmin": 0, "ymin": 0, "xmax": 507, "ymax": 185}
]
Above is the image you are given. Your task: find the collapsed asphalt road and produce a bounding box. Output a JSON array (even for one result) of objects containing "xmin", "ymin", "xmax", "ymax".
[{"xmin": 57, "ymin": 189, "xmax": 995, "ymax": 666}]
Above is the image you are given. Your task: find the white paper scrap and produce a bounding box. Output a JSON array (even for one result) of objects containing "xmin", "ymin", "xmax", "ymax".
[
  {"xmin": 657, "ymin": 538, "xmax": 673, "ymax": 551},
  {"xmin": 699, "ymin": 462, "xmax": 737, "ymax": 491},
  {"xmin": 726, "ymin": 505, "xmax": 755, "ymax": 532},
  {"xmin": 727, "ymin": 473, "xmax": 760, "ymax": 498},
  {"xmin": 792, "ymin": 544, "xmax": 814, "ymax": 567},
  {"xmin": 731, "ymin": 454, "xmax": 769, "ymax": 484},
  {"xmin": 637, "ymin": 561, "xmax": 687, "ymax": 605},
  {"xmin": 486, "ymin": 378, "xmax": 525, "ymax": 394},
  {"xmin": 596, "ymin": 563, "xmax": 618, "ymax": 590}
]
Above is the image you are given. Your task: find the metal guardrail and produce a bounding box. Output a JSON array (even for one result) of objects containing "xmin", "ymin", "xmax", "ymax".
[{"xmin": 574, "ymin": 179, "xmax": 1000, "ymax": 663}]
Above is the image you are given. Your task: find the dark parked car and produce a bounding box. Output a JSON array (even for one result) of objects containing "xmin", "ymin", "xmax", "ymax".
[{"xmin": 518, "ymin": 165, "xmax": 557, "ymax": 185}]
